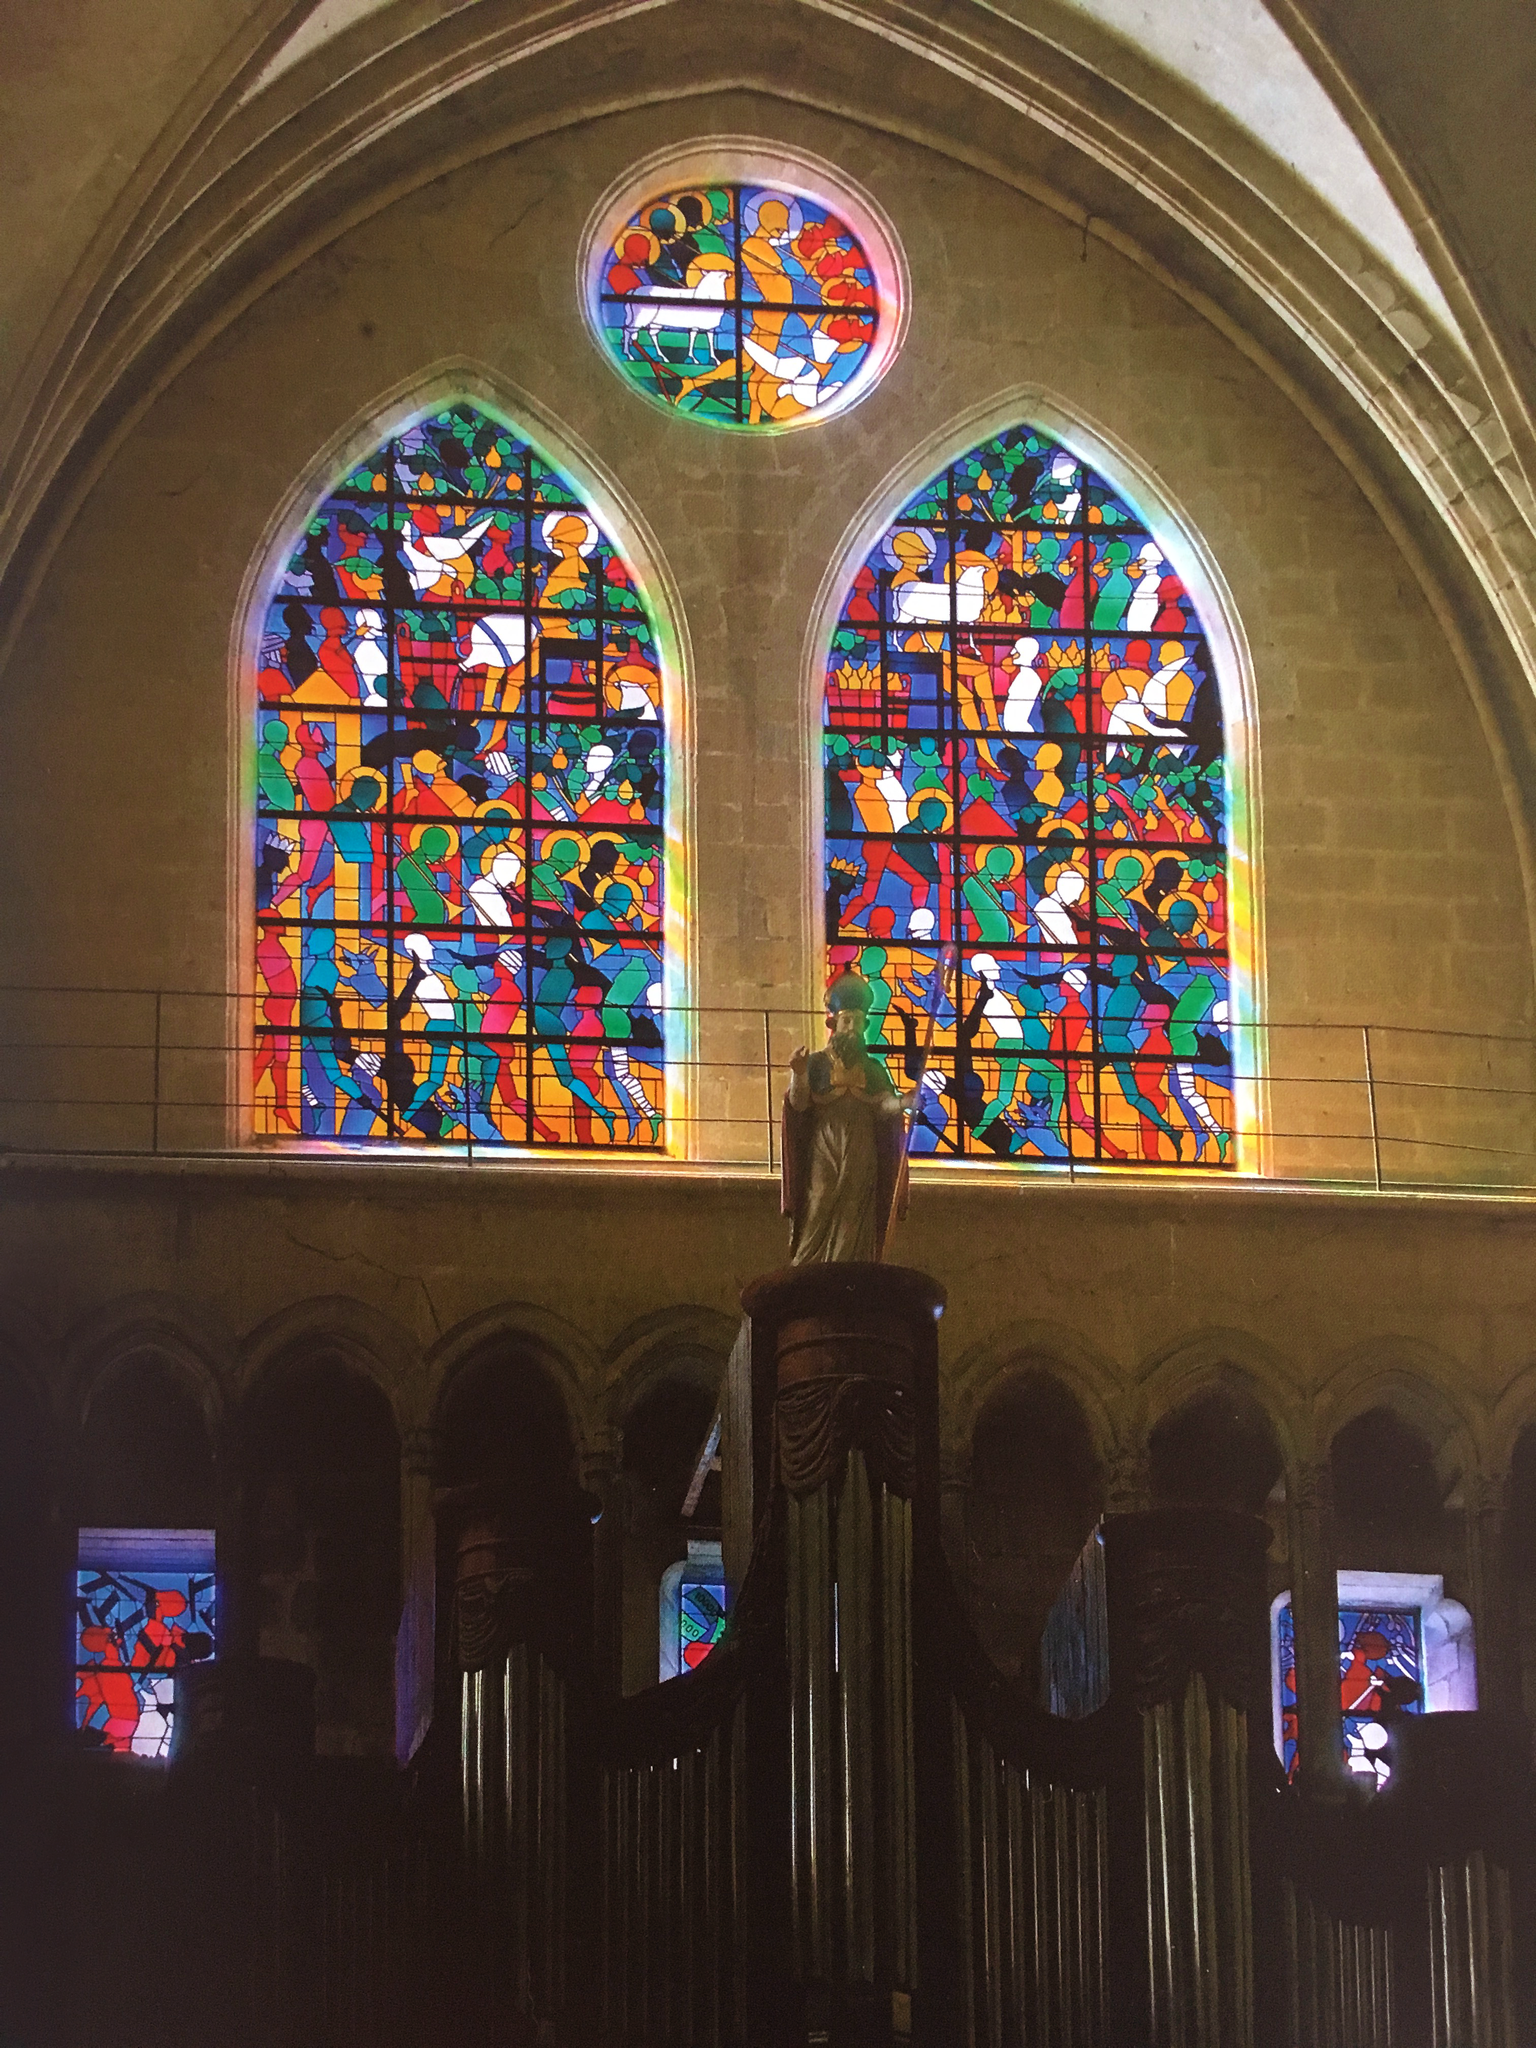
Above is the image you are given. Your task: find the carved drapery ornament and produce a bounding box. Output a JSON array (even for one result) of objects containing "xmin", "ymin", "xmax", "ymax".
[
  {"xmin": 1108, "ymin": 1509, "xmax": 1270, "ymax": 1712},
  {"xmin": 455, "ymin": 1564, "xmax": 537, "ymax": 1673},
  {"xmin": 776, "ymin": 1374, "xmax": 916, "ymax": 1499},
  {"xmin": 443, "ymin": 1485, "xmax": 545, "ymax": 1673},
  {"xmin": 742, "ymin": 1260, "xmax": 944, "ymax": 1516}
]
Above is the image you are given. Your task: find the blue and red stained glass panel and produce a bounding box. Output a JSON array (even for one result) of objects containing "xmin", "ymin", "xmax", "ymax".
[
  {"xmin": 1276, "ymin": 1600, "xmax": 1423, "ymax": 1788},
  {"xmin": 824, "ymin": 427, "xmax": 1231, "ymax": 1166},
  {"xmin": 254, "ymin": 406, "xmax": 666, "ymax": 1148},
  {"xmin": 76, "ymin": 1558, "xmax": 215, "ymax": 1757},
  {"xmin": 679, "ymin": 1571, "xmax": 727, "ymax": 1670},
  {"xmin": 596, "ymin": 185, "xmax": 879, "ymax": 427}
]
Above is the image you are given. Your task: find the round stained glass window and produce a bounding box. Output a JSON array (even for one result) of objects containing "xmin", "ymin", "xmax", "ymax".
[{"xmin": 587, "ymin": 169, "xmax": 902, "ymax": 430}]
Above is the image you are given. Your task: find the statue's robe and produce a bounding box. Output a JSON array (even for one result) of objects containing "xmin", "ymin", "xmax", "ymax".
[{"xmin": 782, "ymin": 1040, "xmax": 908, "ymax": 1264}]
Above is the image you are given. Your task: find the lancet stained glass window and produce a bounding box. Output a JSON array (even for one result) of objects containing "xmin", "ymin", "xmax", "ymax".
[
  {"xmin": 75, "ymin": 1530, "xmax": 215, "ymax": 1757},
  {"xmin": 1275, "ymin": 1598, "xmax": 1423, "ymax": 1790},
  {"xmin": 824, "ymin": 427, "xmax": 1231, "ymax": 1167},
  {"xmin": 254, "ymin": 405, "xmax": 666, "ymax": 1148},
  {"xmin": 595, "ymin": 184, "xmax": 880, "ymax": 427}
]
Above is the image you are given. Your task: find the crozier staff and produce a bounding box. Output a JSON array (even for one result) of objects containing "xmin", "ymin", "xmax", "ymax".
[{"xmin": 781, "ymin": 969, "xmax": 915, "ymax": 1265}]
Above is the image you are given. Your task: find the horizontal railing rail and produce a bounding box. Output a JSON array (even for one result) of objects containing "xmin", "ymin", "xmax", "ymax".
[{"xmin": 1, "ymin": 984, "xmax": 1534, "ymax": 1192}]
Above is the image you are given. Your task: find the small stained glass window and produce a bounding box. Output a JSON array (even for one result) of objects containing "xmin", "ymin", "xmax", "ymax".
[
  {"xmin": 254, "ymin": 404, "xmax": 668, "ymax": 1150},
  {"xmin": 660, "ymin": 1539, "xmax": 727, "ymax": 1681},
  {"xmin": 1274, "ymin": 1596, "xmax": 1424, "ymax": 1789},
  {"xmin": 824, "ymin": 425, "xmax": 1233, "ymax": 1167},
  {"xmin": 679, "ymin": 1572, "xmax": 727, "ymax": 1671},
  {"xmin": 591, "ymin": 181, "xmax": 893, "ymax": 429},
  {"xmin": 75, "ymin": 1529, "xmax": 215, "ymax": 1757}
]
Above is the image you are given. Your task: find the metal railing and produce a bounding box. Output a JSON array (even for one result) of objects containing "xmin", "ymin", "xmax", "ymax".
[{"xmin": 1, "ymin": 983, "xmax": 1534, "ymax": 1193}]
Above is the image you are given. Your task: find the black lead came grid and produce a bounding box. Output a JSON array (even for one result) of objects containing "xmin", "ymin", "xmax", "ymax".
[
  {"xmin": 255, "ymin": 418, "xmax": 665, "ymax": 1150},
  {"xmin": 828, "ymin": 443, "xmax": 1232, "ymax": 1167}
]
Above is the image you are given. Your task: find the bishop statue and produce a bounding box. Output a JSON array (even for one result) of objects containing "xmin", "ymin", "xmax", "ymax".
[{"xmin": 781, "ymin": 968, "xmax": 917, "ymax": 1264}]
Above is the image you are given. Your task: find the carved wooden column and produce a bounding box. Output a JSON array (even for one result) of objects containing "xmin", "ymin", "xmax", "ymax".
[
  {"xmin": 742, "ymin": 1262, "xmax": 944, "ymax": 2048},
  {"xmin": 168, "ymin": 1657, "xmax": 317, "ymax": 2045},
  {"xmin": 441, "ymin": 1482, "xmax": 568, "ymax": 2030},
  {"xmin": 6, "ymin": 1448, "xmax": 70, "ymax": 2042},
  {"xmin": 394, "ymin": 1423, "xmax": 438, "ymax": 1763},
  {"xmin": 1103, "ymin": 1507, "xmax": 1271, "ymax": 2048},
  {"xmin": 1391, "ymin": 1711, "xmax": 1529, "ymax": 2046},
  {"xmin": 1286, "ymin": 1461, "xmax": 1346, "ymax": 1796}
]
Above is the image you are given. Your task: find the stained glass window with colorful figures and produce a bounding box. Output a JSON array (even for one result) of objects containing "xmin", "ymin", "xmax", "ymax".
[
  {"xmin": 254, "ymin": 405, "xmax": 667, "ymax": 1148},
  {"xmin": 823, "ymin": 426, "xmax": 1232, "ymax": 1167},
  {"xmin": 75, "ymin": 1529, "xmax": 215, "ymax": 1757},
  {"xmin": 594, "ymin": 184, "xmax": 882, "ymax": 428},
  {"xmin": 1274, "ymin": 1598, "xmax": 1424, "ymax": 1789}
]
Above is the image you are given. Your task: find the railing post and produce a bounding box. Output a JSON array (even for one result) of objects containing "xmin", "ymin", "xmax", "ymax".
[
  {"xmin": 763, "ymin": 1008, "xmax": 775, "ymax": 1171},
  {"xmin": 152, "ymin": 988, "xmax": 163, "ymax": 1153},
  {"xmin": 462, "ymin": 1025, "xmax": 473, "ymax": 1164},
  {"xmin": 1362, "ymin": 1024, "xmax": 1382, "ymax": 1190},
  {"xmin": 740, "ymin": 1262, "xmax": 945, "ymax": 2047}
]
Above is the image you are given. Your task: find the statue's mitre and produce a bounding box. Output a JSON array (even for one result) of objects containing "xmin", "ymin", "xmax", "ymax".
[{"xmin": 825, "ymin": 967, "xmax": 875, "ymax": 1014}]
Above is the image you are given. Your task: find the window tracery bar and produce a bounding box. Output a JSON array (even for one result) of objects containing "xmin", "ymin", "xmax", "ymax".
[
  {"xmin": 825, "ymin": 427, "xmax": 1232, "ymax": 1167},
  {"xmin": 254, "ymin": 405, "xmax": 666, "ymax": 1148}
]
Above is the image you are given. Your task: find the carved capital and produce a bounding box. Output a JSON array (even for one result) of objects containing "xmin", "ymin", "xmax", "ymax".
[
  {"xmin": 940, "ymin": 1445, "xmax": 973, "ymax": 1495},
  {"xmin": 1463, "ymin": 1469, "xmax": 1509, "ymax": 1521},
  {"xmin": 1288, "ymin": 1460, "xmax": 1334, "ymax": 1518},
  {"xmin": 576, "ymin": 1429, "xmax": 623, "ymax": 1496},
  {"xmin": 1105, "ymin": 1439, "xmax": 1151, "ymax": 1515},
  {"xmin": 401, "ymin": 1425, "xmax": 440, "ymax": 1481}
]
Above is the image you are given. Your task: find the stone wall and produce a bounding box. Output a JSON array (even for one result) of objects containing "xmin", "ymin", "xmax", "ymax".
[
  {"xmin": 6, "ymin": 1155, "xmax": 1536, "ymax": 1750},
  {"xmin": 1, "ymin": 90, "xmax": 1531, "ymax": 1172}
]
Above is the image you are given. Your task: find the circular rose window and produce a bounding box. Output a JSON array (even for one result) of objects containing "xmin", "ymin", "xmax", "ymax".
[{"xmin": 587, "ymin": 162, "xmax": 902, "ymax": 431}]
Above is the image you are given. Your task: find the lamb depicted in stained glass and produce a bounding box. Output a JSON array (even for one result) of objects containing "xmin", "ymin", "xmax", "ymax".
[{"xmin": 595, "ymin": 184, "xmax": 881, "ymax": 428}]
